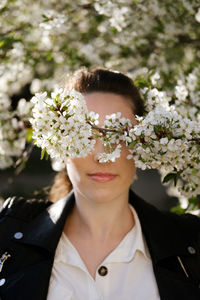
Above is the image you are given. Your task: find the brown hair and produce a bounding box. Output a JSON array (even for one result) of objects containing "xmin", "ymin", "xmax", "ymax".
[
  {"xmin": 49, "ymin": 67, "xmax": 144, "ymax": 202},
  {"xmin": 66, "ymin": 67, "xmax": 144, "ymax": 116},
  {"xmin": 49, "ymin": 170, "xmax": 72, "ymax": 202}
]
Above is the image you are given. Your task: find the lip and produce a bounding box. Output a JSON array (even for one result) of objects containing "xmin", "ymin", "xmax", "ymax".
[{"xmin": 88, "ymin": 172, "xmax": 117, "ymax": 183}]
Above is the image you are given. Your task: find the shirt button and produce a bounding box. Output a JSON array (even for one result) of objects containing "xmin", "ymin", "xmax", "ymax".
[
  {"xmin": 98, "ymin": 266, "xmax": 108, "ymax": 276},
  {"xmin": 14, "ymin": 232, "xmax": 23, "ymax": 239},
  {"xmin": 0, "ymin": 278, "xmax": 6, "ymax": 286},
  {"xmin": 187, "ymin": 246, "xmax": 196, "ymax": 254}
]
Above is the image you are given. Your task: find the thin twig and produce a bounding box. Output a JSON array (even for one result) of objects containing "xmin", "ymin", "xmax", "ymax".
[
  {"xmin": 87, "ymin": 121, "xmax": 125, "ymax": 135},
  {"xmin": 14, "ymin": 141, "xmax": 34, "ymax": 175},
  {"xmin": 1, "ymin": 142, "xmax": 35, "ymax": 193}
]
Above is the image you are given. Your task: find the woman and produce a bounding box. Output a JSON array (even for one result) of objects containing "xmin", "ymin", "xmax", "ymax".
[{"xmin": 0, "ymin": 68, "xmax": 200, "ymax": 300}]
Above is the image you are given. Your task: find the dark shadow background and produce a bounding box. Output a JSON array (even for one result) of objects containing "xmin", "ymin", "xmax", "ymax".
[{"xmin": 0, "ymin": 146, "xmax": 178, "ymax": 211}]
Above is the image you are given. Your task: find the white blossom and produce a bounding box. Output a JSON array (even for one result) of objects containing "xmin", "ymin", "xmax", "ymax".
[
  {"xmin": 186, "ymin": 73, "xmax": 198, "ymax": 91},
  {"xmin": 150, "ymin": 72, "xmax": 160, "ymax": 85},
  {"xmin": 39, "ymin": 10, "xmax": 69, "ymax": 34},
  {"xmin": 175, "ymin": 81, "xmax": 189, "ymax": 102},
  {"xmin": 30, "ymin": 89, "xmax": 96, "ymax": 163},
  {"xmin": 195, "ymin": 8, "xmax": 200, "ymax": 23},
  {"xmin": 0, "ymin": 0, "xmax": 7, "ymax": 9},
  {"xmin": 0, "ymin": 93, "xmax": 11, "ymax": 111},
  {"xmin": 97, "ymin": 144, "xmax": 122, "ymax": 163},
  {"xmin": 0, "ymin": 155, "xmax": 13, "ymax": 169}
]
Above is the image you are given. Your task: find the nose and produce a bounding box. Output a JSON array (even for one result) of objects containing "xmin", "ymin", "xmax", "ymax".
[{"xmin": 93, "ymin": 138, "xmax": 107, "ymax": 163}]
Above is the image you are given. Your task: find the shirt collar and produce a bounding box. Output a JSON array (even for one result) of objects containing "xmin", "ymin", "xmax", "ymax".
[
  {"xmin": 54, "ymin": 203, "xmax": 151, "ymax": 267},
  {"xmin": 54, "ymin": 233, "xmax": 89, "ymax": 273},
  {"xmin": 103, "ymin": 204, "xmax": 151, "ymax": 264},
  {"xmin": 13, "ymin": 189, "xmax": 199, "ymax": 264}
]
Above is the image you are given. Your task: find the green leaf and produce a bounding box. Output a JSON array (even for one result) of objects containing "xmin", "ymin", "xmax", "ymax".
[
  {"xmin": 40, "ymin": 148, "xmax": 46, "ymax": 160},
  {"xmin": 26, "ymin": 128, "xmax": 33, "ymax": 143},
  {"xmin": 191, "ymin": 168, "xmax": 198, "ymax": 176},
  {"xmin": 45, "ymin": 151, "xmax": 49, "ymax": 160},
  {"xmin": 154, "ymin": 125, "xmax": 161, "ymax": 136},
  {"xmin": 134, "ymin": 77, "xmax": 148, "ymax": 88},
  {"xmin": 170, "ymin": 205, "xmax": 186, "ymax": 215},
  {"xmin": 162, "ymin": 172, "xmax": 179, "ymax": 186},
  {"xmin": 111, "ymin": 27, "xmax": 117, "ymax": 33},
  {"xmin": 54, "ymin": 94, "xmax": 60, "ymax": 105},
  {"xmin": 188, "ymin": 196, "xmax": 199, "ymax": 205},
  {"xmin": 0, "ymin": 40, "xmax": 5, "ymax": 48},
  {"xmin": 46, "ymin": 52, "xmax": 53, "ymax": 61},
  {"xmin": 129, "ymin": 140, "xmax": 137, "ymax": 149},
  {"xmin": 42, "ymin": 14, "xmax": 50, "ymax": 22}
]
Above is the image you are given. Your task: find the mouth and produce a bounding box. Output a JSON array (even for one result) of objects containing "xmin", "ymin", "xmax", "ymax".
[{"xmin": 88, "ymin": 172, "xmax": 117, "ymax": 183}]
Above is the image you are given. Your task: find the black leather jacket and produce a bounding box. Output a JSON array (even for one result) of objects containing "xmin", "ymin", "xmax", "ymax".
[{"xmin": 0, "ymin": 189, "xmax": 200, "ymax": 300}]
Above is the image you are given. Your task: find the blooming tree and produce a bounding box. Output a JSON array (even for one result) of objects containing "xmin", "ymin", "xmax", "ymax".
[
  {"xmin": 1, "ymin": 0, "xmax": 200, "ymax": 212},
  {"xmin": 30, "ymin": 67, "xmax": 200, "ymax": 214}
]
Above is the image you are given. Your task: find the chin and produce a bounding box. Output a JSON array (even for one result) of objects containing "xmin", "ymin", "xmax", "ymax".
[
  {"xmin": 78, "ymin": 186, "xmax": 115, "ymax": 204},
  {"xmin": 87, "ymin": 186, "xmax": 125, "ymax": 205}
]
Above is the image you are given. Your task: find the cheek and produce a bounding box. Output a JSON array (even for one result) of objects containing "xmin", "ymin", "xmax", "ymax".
[
  {"xmin": 121, "ymin": 143, "xmax": 131, "ymax": 159},
  {"xmin": 66, "ymin": 159, "xmax": 81, "ymax": 182},
  {"xmin": 66, "ymin": 157, "xmax": 89, "ymax": 184},
  {"xmin": 120, "ymin": 145, "xmax": 136, "ymax": 176}
]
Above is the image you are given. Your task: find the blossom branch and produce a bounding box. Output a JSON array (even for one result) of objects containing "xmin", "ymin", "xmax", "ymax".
[
  {"xmin": 14, "ymin": 141, "xmax": 35, "ymax": 175},
  {"xmin": 87, "ymin": 121, "xmax": 125, "ymax": 135}
]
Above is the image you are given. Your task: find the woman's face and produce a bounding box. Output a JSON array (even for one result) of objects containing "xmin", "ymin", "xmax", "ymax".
[{"xmin": 66, "ymin": 92, "xmax": 137, "ymax": 203}]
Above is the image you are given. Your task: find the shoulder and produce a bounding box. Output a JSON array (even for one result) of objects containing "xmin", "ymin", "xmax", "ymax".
[
  {"xmin": 131, "ymin": 190, "xmax": 200, "ymax": 234},
  {"xmin": 153, "ymin": 205, "xmax": 200, "ymax": 241},
  {"xmin": 149, "ymin": 200, "xmax": 200, "ymax": 233},
  {"xmin": 0, "ymin": 196, "xmax": 52, "ymax": 222},
  {"xmin": 163, "ymin": 209, "xmax": 200, "ymax": 231}
]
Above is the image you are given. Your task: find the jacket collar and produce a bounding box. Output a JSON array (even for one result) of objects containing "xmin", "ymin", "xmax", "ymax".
[
  {"xmin": 130, "ymin": 189, "xmax": 198, "ymax": 263},
  {"xmin": 12, "ymin": 191, "xmax": 75, "ymax": 254},
  {"xmin": 13, "ymin": 189, "xmax": 198, "ymax": 263}
]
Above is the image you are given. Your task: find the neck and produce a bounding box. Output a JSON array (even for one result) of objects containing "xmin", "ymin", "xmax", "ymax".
[{"xmin": 65, "ymin": 189, "xmax": 135, "ymax": 242}]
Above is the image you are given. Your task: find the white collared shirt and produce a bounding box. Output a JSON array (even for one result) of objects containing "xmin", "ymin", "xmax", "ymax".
[{"xmin": 47, "ymin": 204, "xmax": 160, "ymax": 300}]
